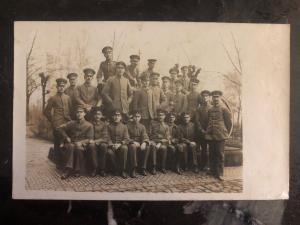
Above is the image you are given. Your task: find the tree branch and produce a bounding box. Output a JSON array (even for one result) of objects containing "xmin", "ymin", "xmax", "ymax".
[
  {"xmin": 26, "ymin": 32, "xmax": 37, "ymax": 63},
  {"xmin": 230, "ymin": 32, "xmax": 243, "ymax": 74}
]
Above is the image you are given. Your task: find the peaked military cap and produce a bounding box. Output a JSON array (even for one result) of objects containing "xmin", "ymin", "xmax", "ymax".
[
  {"xmin": 157, "ymin": 108, "xmax": 166, "ymax": 115},
  {"xmin": 150, "ymin": 72, "xmax": 160, "ymax": 78},
  {"xmin": 56, "ymin": 78, "xmax": 68, "ymax": 86},
  {"xmin": 131, "ymin": 110, "xmax": 142, "ymax": 116},
  {"xmin": 181, "ymin": 111, "xmax": 191, "ymax": 117},
  {"xmin": 91, "ymin": 106, "xmax": 103, "ymax": 115},
  {"xmin": 116, "ymin": 61, "xmax": 126, "ymax": 68},
  {"xmin": 168, "ymin": 111, "xmax": 176, "ymax": 118},
  {"xmin": 190, "ymin": 78, "xmax": 200, "ymax": 84},
  {"xmin": 75, "ymin": 105, "xmax": 86, "ymax": 112},
  {"xmin": 102, "ymin": 46, "xmax": 113, "ymax": 53},
  {"xmin": 181, "ymin": 66, "xmax": 188, "ymax": 70},
  {"xmin": 161, "ymin": 76, "xmax": 171, "ymax": 81},
  {"xmin": 169, "ymin": 68, "xmax": 179, "ymax": 74},
  {"xmin": 200, "ymin": 90, "xmax": 211, "ymax": 96},
  {"xmin": 67, "ymin": 73, "xmax": 78, "ymax": 79},
  {"xmin": 211, "ymin": 90, "xmax": 223, "ymax": 96},
  {"xmin": 174, "ymin": 79, "xmax": 183, "ymax": 85},
  {"xmin": 140, "ymin": 73, "xmax": 150, "ymax": 81},
  {"xmin": 83, "ymin": 68, "xmax": 96, "ymax": 75},
  {"xmin": 130, "ymin": 54, "xmax": 140, "ymax": 60},
  {"xmin": 112, "ymin": 109, "xmax": 122, "ymax": 115},
  {"xmin": 147, "ymin": 59, "xmax": 157, "ymax": 63}
]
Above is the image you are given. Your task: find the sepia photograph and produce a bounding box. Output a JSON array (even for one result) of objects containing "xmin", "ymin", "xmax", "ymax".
[{"xmin": 13, "ymin": 22, "xmax": 289, "ymax": 200}]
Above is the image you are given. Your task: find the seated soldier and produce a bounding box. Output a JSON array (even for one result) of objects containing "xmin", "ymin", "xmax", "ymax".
[
  {"xmin": 127, "ymin": 110, "xmax": 150, "ymax": 177},
  {"xmin": 107, "ymin": 109, "xmax": 130, "ymax": 179},
  {"xmin": 149, "ymin": 109, "xmax": 171, "ymax": 175},
  {"xmin": 177, "ymin": 112, "xmax": 199, "ymax": 173},
  {"xmin": 87, "ymin": 107, "xmax": 111, "ymax": 177},
  {"xmin": 167, "ymin": 112, "xmax": 184, "ymax": 175},
  {"xmin": 58, "ymin": 105, "xmax": 94, "ymax": 179}
]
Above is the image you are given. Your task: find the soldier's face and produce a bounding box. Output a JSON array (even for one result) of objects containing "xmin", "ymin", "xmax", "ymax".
[
  {"xmin": 158, "ymin": 113, "xmax": 165, "ymax": 122},
  {"xmin": 84, "ymin": 74, "xmax": 94, "ymax": 83},
  {"xmin": 131, "ymin": 59, "xmax": 139, "ymax": 66},
  {"xmin": 94, "ymin": 111, "xmax": 102, "ymax": 121},
  {"xmin": 162, "ymin": 80, "xmax": 170, "ymax": 89},
  {"xmin": 148, "ymin": 62, "xmax": 155, "ymax": 69},
  {"xmin": 169, "ymin": 116, "xmax": 176, "ymax": 123},
  {"xmin": 104, "ymin": 50, "xmax": 113, "ymax": 60},
  {"xmin": 151, "ymin": 77, "xmax": 159, "ymax": 86},
  {"xmin": 175, "ymin": 84, "xmax": 182, "ymax": 92},
  {"xmin": 181, "ymin": 68, "xmax": 188, "ymax": 75},
  {"xmin": 183, "ymin": 115, "xmax": 191, "ymax": 123},
  {"xmin": 170, "ymin": 72, "xmax": 177, "ymax": 79},
  {"xmin": 76, "ymin": 110, "xmax": 85, "ymax": 120},
  {"xmin": 142, "ymin": 80, "xmax": 150, "ymax": 87},
  {"xmin": 202, "ymin": 94, "xmax": 210, "ymax": 103},
  {"xmin": 69, "ymin": 77, "xmax": 77, "ymax": 86},
  {"xmin": 113, "ymin": 114, "xmax": 122, "ymax": 122},
  {"xmin": 57, "ymin": 85, "xmax": 65, "ymax": 93},
  {"xmin": 133, "ymin": 114, "xmax": 141, "ymax": 123},
  {"xmin": 116, "ymin": 65, "xmax": 125, "ymax": 76},
  {"xmin": 212, "ymin": 95, "xmax": 220, "ymax": 105}
]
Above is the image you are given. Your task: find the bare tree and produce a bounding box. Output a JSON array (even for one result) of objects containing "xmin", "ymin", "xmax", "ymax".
[{"xmin": 26, "ymin": 33, "xmax": 42, "ymax": 123}]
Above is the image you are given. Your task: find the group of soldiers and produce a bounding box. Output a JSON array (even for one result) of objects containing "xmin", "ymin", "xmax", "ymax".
[{"xmin": 44, "ymin": 46, "xmax": 232, "ymax": 181}]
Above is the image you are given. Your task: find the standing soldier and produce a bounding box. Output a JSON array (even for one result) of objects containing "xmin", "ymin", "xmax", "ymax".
[
  {"xmin": 173, "ymin": 80, "xmax": 187, "ymax": 117},
  {"xmin": 149, "ymin": 109, "xmax": 171, "ymax": 174},
  {"xmin": 195, "ymin": 90, "xmax": 212, "ymax": 171},
  {"xmin": 102, "ymin": 61, "xmax": 133, "ymax": 119},
  {"xmin": 150, "ymin": 72, "xmax": 166, "ymax": 118},
  {"xmin": 177, "ymin": 112, "xmax": 198, "ymax": 173},
  {"xmin": 161, "ymin": 76, "xmax": 174, "ymax": 104},
  {"xmin": 44, "ymin": 78, "xmax": 72, "ymax": 168},
  {"xmin": 205, "ymin": 90, "xmax": 232, "ymax": 181},
  {"xmin": 126, "ymin": 54, "xmax": 140, "ymax": 87},
  {"xmin": 127, "ymin": 110, "xmax": 150, "ymax": 177},
  {"xmin": 167, "ymin": 112, "xmax": 183, "ymax": 175},
  {"xmin": 107, "ymin": 110, "xmax": 130, "ymax": 179},
  {"xmin": 75, "ymin": 68, "xmax": 100, "ymax": 120},
  {"xmin": 169, "ymin": 68, "xmax": 179, "ymax": 93},
  {"xmin": 96, "ymin": 46, "xmax": 117, "ymax": 83},
  {"xmin": 186, "ymin": 78, "xmax": 202, "ymax": 119},
  {"xmin": 141, "ymin": 59, "xmax": 157, "ymax": 77},
  {"xmin": 132, "ymin": 74, "xmax": 155, "ymax": 132},
  {"xmin": 180, "ymin": 66, "xmax": 190, "ymax": 92},
  {"xmin": 65, "ymin": 73, "xmax": 78, "ymax": 119},
  {"xmin": 87, "ymin": 107, "xmax": 111, "ymax": 177},
  {"xmin": 58, "ymin": 105, "xmax": 94, "ymax": 179}
]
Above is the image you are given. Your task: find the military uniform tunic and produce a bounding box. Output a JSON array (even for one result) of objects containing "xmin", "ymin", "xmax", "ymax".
[
  {"xmin": 187, "ymin": 91, "xmax": 202, "ymax": 117},
  {"xmin": 127, "ymin": 122, "xmax": 149, "ymax": 143},
  {"xmin": 64, "ymin": 85, "xmax": 78, "ymax": 118},
  {"xmin": 108, "ymin": 122, "xmax": 130, "ymax": 144},
  {"xmin": 96, "ymin": 60, "xmax": 117, "ymax": 82},
  {"xmin": 149, "ymin": 121, "xmax": 170, "ymax": 143},
  {"xmin": 173, "ymin": 92, "xmax": 187, "ymax": 115},
  {"xmin": 126, "ymin": 65, "xmax": 140, "ymax": 87},
  {"xmin": 75, "ymin": 83, "xmax": 99, "ymax": 109}
]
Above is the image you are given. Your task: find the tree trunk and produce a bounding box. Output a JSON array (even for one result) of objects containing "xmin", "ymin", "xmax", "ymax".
[{"xmin": 26, "ymin": 95, "xmax": 30, "ymax": 123}]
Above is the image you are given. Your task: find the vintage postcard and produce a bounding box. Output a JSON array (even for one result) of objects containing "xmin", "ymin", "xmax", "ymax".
[{"xmin": 13, "ymin": 21, "xmax": 289, "ymax": 200}]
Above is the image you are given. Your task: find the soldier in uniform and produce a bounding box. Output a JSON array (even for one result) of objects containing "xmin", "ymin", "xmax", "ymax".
[
  {"xmin": 107, "ymin": 109, "xmax": 130, "ymax": 179},
  {"xmin": 169, "ymin": 68, "xmax": 179, "ymax": 93},
  {"xmin": 205, "ymin": 90, "xmax": 232, "ymax": 181},
  {"xmin": 150, "ymin": 72, "xmax": 166, "ymax": 118},
  {"xmin": 75, "ymin": 68, "xmax": 100, "ymax": 120},
  {"xmin": 149, "ymin": 109, "xmax": 171, "ymax": 174},
  {"xmin": 64, "ymin": 73, "xmax": 78, "ymax": 119},
  {"xmin": 161, "ymin": 76, "xmax": 174, "ymax": 104},
  {"xmin": 126, "ymin": 54, "xmax": 140, "ymax": 87},
  {"xmin": 44, "ymin": 78, "xmax": 72, "ymax": 168},
  {"xmin": 167, "ymin": 112, "xmax": 183, "ymax": 174},
  {"xmin": 180, "ymin": 66, "xmax": 190, "ymax": 92},
  {"xmin": 173, "ymin": 80, "xmax": 187, "ymax": 117},
  {"xmin": 195, "ymin": 90, "xmax": 211, "ymax": 171},
  {"xmin": 186, "ymin": 78, "xmax": 202, "ymax": 120},
  {"xmin": 127, "ymin": 110, "xmax": 150, "ymax": 177},
  {"xmin": 96, "ymin": 46, "xmax": 116, "ymax": 83},
  {"xmin": 132, "ymin": 74, "xmax": 155, "ymax": 132},
  {"xmin": 102, "ymin": 61, "xmax": 133, "ymax": 119},
  {"xmin": 141, "ymin": 59, "xmax": 157, "ymax": 77},
  {"xmin": 177, "ymin": 112, "xmax": 199, "ymax": 173},
  {"xmin": 58, "ymin": 105, "xmax": 94, "ymax": 179},
  {"xmin": 87, "ymin": 107, "xmax": 111, "ymax": 177}
]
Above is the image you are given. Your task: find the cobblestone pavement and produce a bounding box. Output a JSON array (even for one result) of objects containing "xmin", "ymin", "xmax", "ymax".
[{"xmin": 26, "ymin": 138, "xmax": 243, "ymax": 193}]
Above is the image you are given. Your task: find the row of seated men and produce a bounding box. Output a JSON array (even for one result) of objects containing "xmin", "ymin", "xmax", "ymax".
[{"xmin": 45, "ymin": 78, "xmax": 232, "ymax": 181}]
